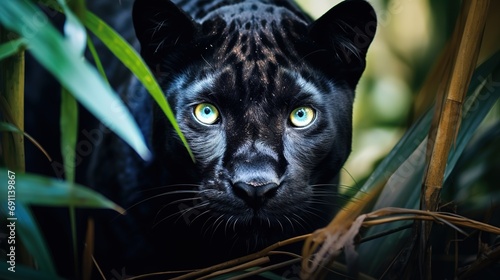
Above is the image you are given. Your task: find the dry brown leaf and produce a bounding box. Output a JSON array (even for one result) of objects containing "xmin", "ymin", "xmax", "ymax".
[
  {"xmin": 301, "ymin": 183, "xmax": 383, "ymax": 279},
  {"xmin": 301, "ymin": 214, "xmax": 367, "ymax": 279}
]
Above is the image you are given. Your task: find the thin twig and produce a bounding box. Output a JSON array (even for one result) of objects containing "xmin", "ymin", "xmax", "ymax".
[
  {"xmin": 198, "ymin": 257, "xmax": 270, "ymax": 280},
  {"xmin": 457, "ymin": 244, "xmax": 500, "ymax": 279},
  {"xmin": 168, "ymin": 234, "xmax": 309, "ymax": 280},
  {"xmin": 226, "ymin": 257, "xmax": 299, "ymax": 280},
  {"xmin": 364, "ymin": 207, "xmax": 500, "ymax": 235}
]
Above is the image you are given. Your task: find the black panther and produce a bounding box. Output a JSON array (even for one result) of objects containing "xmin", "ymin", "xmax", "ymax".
[{"xmin": 84, "ymin": 0, "xmax": 377, "ymax": 277}]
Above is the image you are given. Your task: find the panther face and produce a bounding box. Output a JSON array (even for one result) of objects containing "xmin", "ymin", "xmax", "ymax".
[{"xmin": 132, "ymin": 0, "xmax": 376, "ymax": 246}]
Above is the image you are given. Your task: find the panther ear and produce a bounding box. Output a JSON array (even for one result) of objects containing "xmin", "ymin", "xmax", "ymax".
[
  {"xmin": 307, "ymin": 0, "xmax": 377, "ymax": 88},
  {"xmin": 133, "ymin": 0, "xmax": 199, "ymax": 64}
]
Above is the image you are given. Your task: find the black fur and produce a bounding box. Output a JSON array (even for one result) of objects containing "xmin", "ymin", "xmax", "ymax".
[{"xmin": 88, "ymin": 0, "xmax": 376, "ymax": 276}]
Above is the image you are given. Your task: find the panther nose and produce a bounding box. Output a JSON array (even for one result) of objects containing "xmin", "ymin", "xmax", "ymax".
[{"xmin": 232, "ymin": 181, "xmax": 279, "ymax": 207}]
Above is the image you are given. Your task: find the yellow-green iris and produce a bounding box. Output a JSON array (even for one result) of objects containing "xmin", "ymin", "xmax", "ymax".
[
  {"xmin": 290, "ymin": 107, "xmax": 315, "ymax": 127},
  {"xmin": 194, "ymin": 103, "xmax": 219, "ymax": 125}
]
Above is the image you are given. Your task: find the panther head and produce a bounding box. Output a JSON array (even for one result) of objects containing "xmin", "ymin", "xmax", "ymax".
[{"xmin": 132, "ymin": 0, "xmax": 376, "ymax": 244}]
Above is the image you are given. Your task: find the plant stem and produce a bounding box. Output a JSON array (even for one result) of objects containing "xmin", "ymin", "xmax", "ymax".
[
  {"xmin": 420, "ymin": 0, "xmax": 490, "ymax": 278},
  {"xmin": 0, "ymin": 26, "xmax": 36, "ymax": 269},
  {"xmin": 422, "ymin": 0, "xmax": 490, "ymax": 222},
  {"xmin": 0, "ymin": 27, "xmax": 25, "ymax": 172}
]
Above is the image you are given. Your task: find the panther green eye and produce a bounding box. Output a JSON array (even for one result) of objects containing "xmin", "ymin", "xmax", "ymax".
[
  {"xmin": 194, "ymin": 103, "xmax": 220, "ymax": 125},
  {"xmin": 290, "ymin": 107, "xmax": 315, "ymax": 127}
]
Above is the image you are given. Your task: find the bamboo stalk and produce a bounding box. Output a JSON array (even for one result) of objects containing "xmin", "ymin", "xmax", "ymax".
[
  {"xmin": 419, "ymin": 0, "xmax": 490, "ymax": 278},
  {"xmin": 424, "ymin": 0, "xmax": 471, "ymax": 166},
  {"xmin": 422, "ymin": 0, "xmax": 490, "ymax": 219},
  {"xmin": 0, "ymin": 26, "xmax": 35, "ymax": 269},
  {"xmin": 0, "ymin": 27, "xmax": 25, "ymax": 172}
]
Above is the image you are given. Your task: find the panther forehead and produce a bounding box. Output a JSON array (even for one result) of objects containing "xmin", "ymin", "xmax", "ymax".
[
  {"xmin": 197, "ymin": 7, "xmax": 311, "ymax": 97},
  {"xmin": 177, "ymin": 73, "xmax": 217, "ymax": 99},
  {"xmin": 201, "ymin": 3, "xmax": 308, "ymax": 27},
  {"xmin": 289, "ymin": 70, "xmax": 325, "ymax": 98}
]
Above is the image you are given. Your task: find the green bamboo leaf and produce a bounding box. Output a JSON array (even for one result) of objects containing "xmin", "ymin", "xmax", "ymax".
[
  {"xmin": 444, "ymin": 120, "xmax": 500, "ymax": 212},
  {"xmin": 0, "ymin": 262, "xmax": 62, "ymax": 280},
  {"xmin": 56, "ymin": 2, "xmax": 85, "ymax": 269},
  {"xmin": 57, "ymin": 0, "xmax": 86, "ymax": 55},
  {"xmin": 0, "ymin": 38, "xmax": 25, "ymax": 61},
  {"xmin": 0, "ymin": 169, "xmax": 125, "ymax": 212},
  {"xmin": 4, "ymin": 204, "xmax": 58, "ymax": 275},
  {"xmin": 60, "ymin": 89, "xmax": 78, "ymax": 183},
  {"xmin": 60, "ymin": 87, "xmax": 80, "ymax": 273},
  {"xmin": 0, "ymin": 122, "xmax": 52, "ymax": 161},
  {"xmin": 82, "ymin": 11, "xmax": 194, "ymax": 161},
  {"xmin": 0, "ymin": 0, "xmax": 151, "ymax": 161},
  {"xmin": 86, "ymin": 37, "xmax": 109, "ymax": 83},
  {"xmin": 0, "ymin": 121, "xmax": 22, "ymax": 133},
  {"xmin": 1, "ymin": 171, "xmax": 57, "ymax": 275}
]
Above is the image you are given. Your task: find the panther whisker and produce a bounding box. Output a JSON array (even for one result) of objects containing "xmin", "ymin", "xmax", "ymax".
[
  {"xmin": 341, "ymin": 167, "xmax": 359, "ymax": 186},
  {"xmin": 310, "ymin": 192, "xmax": 338, "ymax": 199},
  {"xmin": 224, "ymin": 215, "xmax": 234, "ymax": 235},
  {"xmin": 211, "ymin": 214, "xmax": 227, "ymax": 237},
  {"xmin": 190, "ymin": 209, "xmax": 212, "ymax": 225},
  {"xmin": 201, "ymin": 215, "xmax": 216, "ymax": 239},
  {"xmin": 291, "ymin": 212, "xmax": 307, "ymax": 224},
  {"xmin": 283, "ymin": 215, "xmax": 295, "ymax": 233},
  {"xmin": 300, "ymin": 48, "xmax": 329, "ymax": 63},
  {"xmin": 173, "ymin": 202, "xmax": 210, "ymax": 224},
  {"xmin": 139, "ymin": 184, "xmax": 201, "ymax": 193},
  {"xmin": 201, "ymin": 54, "xmax": 214, "ymax": 69},
  {"xmin": 276, "ymin": 218, "xmax": 284, "ymax": 233},
  {"xmin": 311, "ymin": 187, "xmax": 338, "ymax": 192},
  {"xmin": 291, "ymin": 213, "xmax": 310, "ymax": 231},
  {"xmin": 150, "ymin": 192, "xmax": 202, "ymax": 218},
  {"xmin": 307, "ymin": 198, "xmax": 337, "ymax": 207},
  {"xmin": 153, "ymin": 201, "xmax": 209, "ymax": 227},
  {"xmin": 160, "ymin": 189, "xmax": 202, "ymax": 195},
  {"xmin": 161, "ymin": 196, "xmax": 202, "ymax": 208},
  {"xmin": 301, "ymin": 205, "xmax": 330, "ymax": 222},
  {"xmin": 153, "ymin": 197, "xmax": 200, "ymax": 222},
  {"xmin": 309, "ymin": 183, "xmax": 340, "ymax": 188},
  {"xmin": 230, "ymin": 236, "xmax": 242, "ymax": 255},
  {"xmin": 126, "ymin": 189, "xmax": 201, "ymax": 213},
  {"xmin": 233, "ymin": 217, "xmax": 240, "ymax": 232}
]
